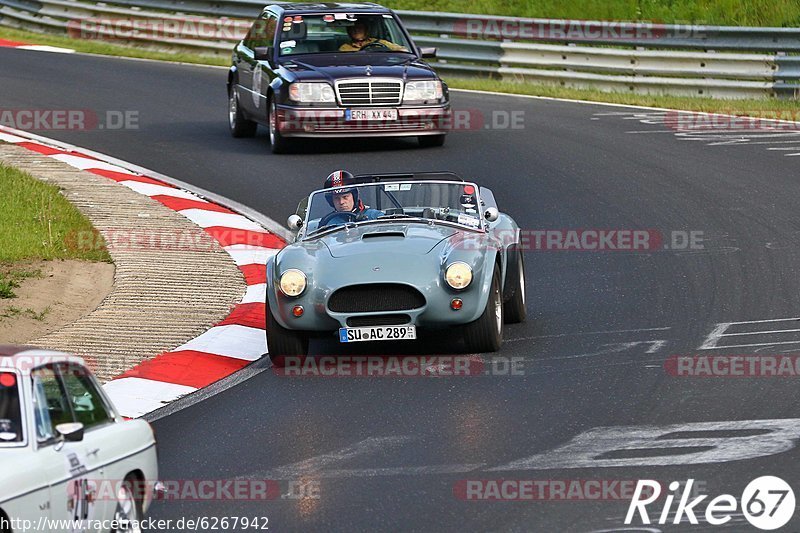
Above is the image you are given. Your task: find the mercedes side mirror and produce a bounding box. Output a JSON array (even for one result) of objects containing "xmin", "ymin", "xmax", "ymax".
[
  {"xmin": 420, "ymin": 47, "xmax": 438, "ymax": 59},
  {"xmin": 254, "ymin": 46, "xmax": 274, "ymax": 63}
]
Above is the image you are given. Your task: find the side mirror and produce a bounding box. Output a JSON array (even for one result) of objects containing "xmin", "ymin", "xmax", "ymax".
[
  {"xmin": 484, "ymin": 207, "xmax": 499, "ymax": 222},
  {"xmin": 55, "ymin": 422, "xmax": 84, "ymax": 442},
  {"xmin": 287, "ymin": 214, "xmax": 304, "ymax": 231},
  {"xmin": 420, "ymin": 47, "xmax": 437, "ymax": 59},
  {"xmin": 254, "ymin": 46, "xmax": 274, "ymax": 62}
]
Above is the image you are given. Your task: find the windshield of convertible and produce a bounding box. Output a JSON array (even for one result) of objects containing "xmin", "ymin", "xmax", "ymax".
[
  {"xmin": 277, "ymin": 13, "xmax": 413, "ymax": 56},
  {"xmin": 302, "ymin": 181, "xmax": 484, "ymax": 236}
]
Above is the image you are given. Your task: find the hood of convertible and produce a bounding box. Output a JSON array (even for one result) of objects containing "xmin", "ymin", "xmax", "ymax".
[{"xmin": 275, "ymin": 223, "xmax": 490, "ymax": 286}]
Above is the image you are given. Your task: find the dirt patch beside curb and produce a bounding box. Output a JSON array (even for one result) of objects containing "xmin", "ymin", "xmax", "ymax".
[
  {"xmin": 0, "ymin": 144, "xmax": 247, "ymax": 381},
  {"xmin": 0, "ymin": 260, "xmax": 114, "ymax": 344}
]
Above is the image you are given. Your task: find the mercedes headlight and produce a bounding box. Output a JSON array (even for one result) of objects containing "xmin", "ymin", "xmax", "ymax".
[
  {"xmin": 403, "ymin": 80, "xmax": 443, "ymax": 102},
  {"xmin": 279, "ymin": 269, "xmax": 307, "ymax": 296},
  {"xmin": 289, "ymin": 83, "xmax": 335, "ymax": 103},
  {"xmin": 445, "ymin": 262, "xmax": 472, "ymax": 290}
]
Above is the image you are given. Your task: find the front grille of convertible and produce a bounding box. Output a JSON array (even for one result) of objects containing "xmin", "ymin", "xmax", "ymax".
[
  {"xmin": 347, "ymin": 314, "xmax": 412, "ymax": 327},
  {"xmin": 328, "ymin": 284, "xmax": 425, "ymax": 313},
  {"xmin": 336, "ymin": 78, "xmax": 403, "ymax": 106}
]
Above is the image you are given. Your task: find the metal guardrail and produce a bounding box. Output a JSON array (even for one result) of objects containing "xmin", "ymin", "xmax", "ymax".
[{"xmin": 1, "ymin": 0, "xmax": 798, "ymax": 99}]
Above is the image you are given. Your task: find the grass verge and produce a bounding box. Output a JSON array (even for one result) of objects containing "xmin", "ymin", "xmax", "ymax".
[{"xmin": 0, "ymin": 162, "xmax": 112, "ymax": 267}]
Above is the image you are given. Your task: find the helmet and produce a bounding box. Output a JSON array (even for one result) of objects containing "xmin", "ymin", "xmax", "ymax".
[{"xmin": 324, "ymin": 170, "xmax": 358, "ymax": 207}]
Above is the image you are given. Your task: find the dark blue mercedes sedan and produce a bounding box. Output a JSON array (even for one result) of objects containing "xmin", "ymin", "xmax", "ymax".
[{"xmin": 227, "ymin": 2, "xmax": 451, "ymax": 153}]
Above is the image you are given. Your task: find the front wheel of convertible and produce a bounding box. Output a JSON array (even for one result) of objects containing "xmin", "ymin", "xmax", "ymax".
[
  {"xmin": 266, "ymin": 304, "xmax": 308, "ymax": 366},
  {"xmin": 229, "ymin": 87, "xmax": 257, "ymax": 138},
  {"xmin": 504, "ymin": 249, "xmax": 527, "ymax": 324},
  {"xmin": 463, "ymin": 266, "xmax": 503, "ymax": 353},
  {"xmin": 418, "ymin": 134, "xmax": 446, "ymax": 148}
]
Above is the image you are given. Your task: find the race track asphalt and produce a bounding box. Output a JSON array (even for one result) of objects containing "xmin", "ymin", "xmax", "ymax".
[{"xmin": 4, "ymin": 47, "xmax": 800, "ymax": 531}]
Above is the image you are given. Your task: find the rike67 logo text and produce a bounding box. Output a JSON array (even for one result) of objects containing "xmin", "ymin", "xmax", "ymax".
[{"xmin": 626, "ymin": 476, "xmax": 795, "ymax": 530}]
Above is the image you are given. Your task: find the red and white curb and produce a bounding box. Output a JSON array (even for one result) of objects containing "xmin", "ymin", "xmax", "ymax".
[
  {"xmin": 0, "ymin": 125, "xmax": 284, "ymax": 418},
  {"xmin": 0, "ymin": 38, "xmax": 74, "ymax": 53}
]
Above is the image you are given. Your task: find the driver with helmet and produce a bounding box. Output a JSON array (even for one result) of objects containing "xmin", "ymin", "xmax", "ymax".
[
  {"xmin": 321, "ymin": 170, "xmax": 384, "ymax": 227},
  {"xmin": 338, "ymin": 21, "xmax": 408, "ymax": 52}
]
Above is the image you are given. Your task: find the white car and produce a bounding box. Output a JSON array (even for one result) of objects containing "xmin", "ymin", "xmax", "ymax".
[{"xmin": 0, "ymin": 346, "xmax": 161, "ymax": 533}]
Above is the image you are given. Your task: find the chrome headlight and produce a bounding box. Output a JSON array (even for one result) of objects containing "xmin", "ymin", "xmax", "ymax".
[
  {"xmin": 445, "ymin": 262, "xmax": 472, "ymax": 290},
  {"xmin": 279, "ymin": 269, "xmax": 307, "ymax": 297},
  {"xmin": 403, "ymin": 80, "xmax": 443, "ymax": 102},
  {"xmin": 289, "ymin": 82, "xmax": 336, "ymax": 103}
]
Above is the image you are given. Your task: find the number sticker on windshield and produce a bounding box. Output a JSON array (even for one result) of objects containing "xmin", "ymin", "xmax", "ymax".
[{"xmin": 458, "ymin": 214, "xmax": 480, "ymax": 228}]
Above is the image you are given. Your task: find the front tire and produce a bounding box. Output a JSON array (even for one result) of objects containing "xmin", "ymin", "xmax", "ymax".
[
  {"xmin": 266, "ymin": 304, "xmax": 308, "ymax": 366},
  {"xmin": 229, "ymin": 87, "xmax": 257, "ymax": 138},
  {"xmin": 418, "ymin": 134, "xmax": 446, "ymax": 148},
  {"xmin": 503, "ymin": 248, "xmax": 527, "ymax": 324},
  {"xmin": 463, "ymin": 266, "xmax": 503, "ymax": 353},
  {"xmin": 268, "ymin": 98, "xmax": 291, "ymax": 154}
]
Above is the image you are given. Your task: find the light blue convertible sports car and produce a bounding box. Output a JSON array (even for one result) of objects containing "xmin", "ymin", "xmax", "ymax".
[{"xmin": 266, "ymin": 172, "xmax": 526, "ymax": 361}]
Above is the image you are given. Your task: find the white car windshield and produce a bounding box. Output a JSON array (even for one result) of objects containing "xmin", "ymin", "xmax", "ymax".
[
  {"xmin": 0, "ymin": 371, "xmax": 23, "ymax": 443},
  {"xmin": 302, "ymin": 181, "xmax": 484, "ymax": 235},
  {"xmin": 278, "ymin": 13, "xmax": 413, "ymax": 56}
]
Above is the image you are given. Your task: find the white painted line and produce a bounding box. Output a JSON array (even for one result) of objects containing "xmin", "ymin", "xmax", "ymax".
[
  {"xmin": 225, "ymin": 246, "xmax": 280, "ymax": 266},
  {"xmin": 709, "ymin": 139, "xmax": 800, "ymax": 146},
  {"xmin": 120, "ymin": 181, "xmax": 199, "ymax": 200},
  {"xmin": 725, "ymin": 317, "xmax": 800, "ymax": 325},
  {"xmin": 180, "ymin": 209, "xmax": 265, "ymax": 231},
  {"xmin": 16, "ymin": 45, "xmax": 75, "ymax": 54},
  {"xmin": 698, "ymin": 323, "xmax": 733, "ymax": 350},
  {"xmin": 241, "ymin": 283, "xmax": 267, "ymax": 304},
  {"xmin": 488, "ymin": 418, "xmax": 800, "ymax": 471},
  {"xmin": 786, "ymin": 153, "xmax": 800, "ymax": 156},
  {"xmin": 174, "ymin": 324, "xmax": 265, "ymax": 360},
  {"xmin": 718, "ymin": 328, "xmax": 800, "ymax": 336},
  {"xmin": 699, "ymin": 340, "xmax": 800, "ymax": 349},
  {"xmin": 103, "ymin": 377, "xmax": 196, "ymax": 418}
]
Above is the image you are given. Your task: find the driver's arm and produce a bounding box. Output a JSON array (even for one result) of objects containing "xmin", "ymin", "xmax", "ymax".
[{"xmin": 378, "ymin": 39, "xmax": 407, "ymax": 51}]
